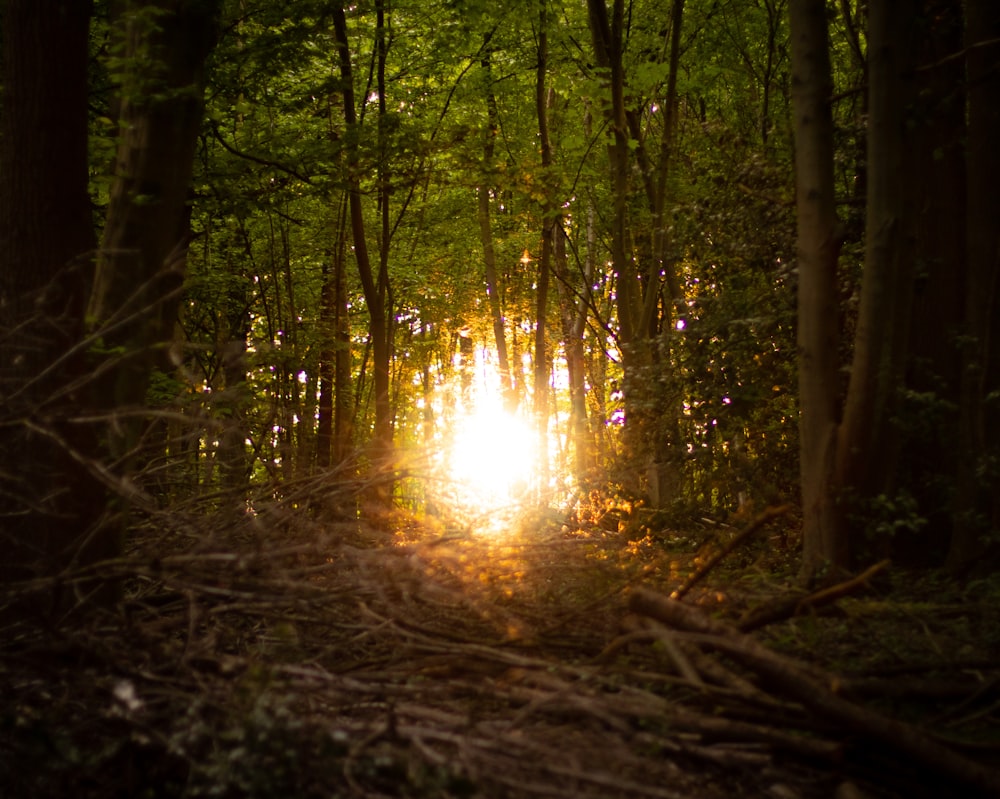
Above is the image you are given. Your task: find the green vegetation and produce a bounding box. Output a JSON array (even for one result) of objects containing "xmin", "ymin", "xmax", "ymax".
[{"xmin": 1, "ymin": 1, "xmax": 998, "ymax": 796}]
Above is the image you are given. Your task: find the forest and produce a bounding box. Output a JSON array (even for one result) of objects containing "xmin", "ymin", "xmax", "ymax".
[{"xmin": 1, "ymin": 0, "xmax": 998, "ymax": 797}]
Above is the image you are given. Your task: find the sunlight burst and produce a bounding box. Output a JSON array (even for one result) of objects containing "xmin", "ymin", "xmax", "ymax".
[{"xmin": 446, "ymin": 399, "xmax": 537, "ymax": 511}]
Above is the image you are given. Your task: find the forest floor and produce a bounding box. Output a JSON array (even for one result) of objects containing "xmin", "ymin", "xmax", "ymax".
[{"xmin": 2, "ymin": 484, "xmax": 1000, "ymax": 798}]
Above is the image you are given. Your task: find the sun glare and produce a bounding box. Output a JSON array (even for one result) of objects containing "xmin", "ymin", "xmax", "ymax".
[{"xmin": 446, "ymin": 398, "xmax": 537, "ymax": 512}]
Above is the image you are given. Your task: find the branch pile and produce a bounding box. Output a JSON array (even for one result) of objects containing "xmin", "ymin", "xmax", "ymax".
[{"xmin": 1, "ymin": 493, "xmax": 998, "ymax": 798}]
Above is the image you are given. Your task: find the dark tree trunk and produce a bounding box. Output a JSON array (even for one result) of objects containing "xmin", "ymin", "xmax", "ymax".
[
  {"xmin": 0, "ymin": 0, "xmax": 108, "ymax": 614},
  {"xmin": 534, "ymin": 2, "xmax": 554, "ymax": 494},
  {"xmin": 790, "ymin": 0, "xmax": 844, "ymax": 578},
  {"xmin": 587, "ymin": 0, "xmax": 684, "ymax": 503},
  {"xmin": 896, "ymin": 0, "xmax": 966, "ymax": 566},
  {"xmin": 834, "ymin": 0, "xmax": 919, "ymax": 562},
  {"xmin": 89, "ymin": 0, "xmax": 222, "ymax": 463},
  {"xmin": 333, "ymin": 3, "xmax": 393, "ymax": 489},
  {"xmin": 948, "ymin": 0, "xmax": 1000, "ymax": 572}
]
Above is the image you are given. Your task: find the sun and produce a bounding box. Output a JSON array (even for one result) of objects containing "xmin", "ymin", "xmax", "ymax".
[{"xmin": 446, "ymin": 397, "xmax": 537, "ymax": 511}]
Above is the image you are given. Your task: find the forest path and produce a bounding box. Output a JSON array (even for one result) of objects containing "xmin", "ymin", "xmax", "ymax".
[{"xmin": 3, "ymin": 500, "xmax": 999, "ymax": 798}]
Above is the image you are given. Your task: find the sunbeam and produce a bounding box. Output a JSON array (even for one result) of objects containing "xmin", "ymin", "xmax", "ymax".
[{"xmin": 446, "ymin": 396, "xmax": 536, "ymax": 511}]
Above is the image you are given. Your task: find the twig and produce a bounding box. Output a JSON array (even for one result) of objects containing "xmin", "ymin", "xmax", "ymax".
[
  {"xmin": 672, "ymin": 504, "xmax": 792, "ymax": 600},
  {"xmin": 629, "ymin": 587, "xmax": 1000, "ymax": 796},
  {"xmin": 738, "ymin": 558, "xmax": 890, "ymax": 631}
]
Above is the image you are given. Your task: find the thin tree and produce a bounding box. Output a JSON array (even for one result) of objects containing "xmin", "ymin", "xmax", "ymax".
[
  {"xmin": 789, "ymin": 0, "xmax": 844, "ymax": 576},
  {"xmin": 950, "ymin": 0, "xmax": 1000, "ymax": 571},
  {"xmin": 534, "ymin": 0, "xmax": 556, "ymax": 493},
  {"xmin": 477, "ymin": 33, "xmax": 518, "ymax": 410},
  {"xmin": 332, "ymin": 4, "xmax": 394, "ymax": 476}
]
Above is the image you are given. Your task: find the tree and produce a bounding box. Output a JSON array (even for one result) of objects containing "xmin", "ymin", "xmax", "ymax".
[
  {"xmin": 533, "ymin": 0, "xmax": 555, "ymax": 492},
  {"xmin": 949, "ymin": 0, "xmax": 1000, "ymax": 572},
  {"xmin": 789, "ymin": 0, "xmax": 844, "ymax": 576},
  {"xmin": 90, "ymin": 0, "xmax": 223, "ymax": 455},
  {"xmin": 586, "ymin": 0, "xmax": 686, "ymax": 502},
  {"xmin": 477, "ymin": 32, "xmax": 518, "ymax": 410},
  {"xmin": 791, "ymin": 0, "xmax": 1000, "ymax": 577},
  {"xmin": 332, "ymin": 3, "xmax": 393, "ymax": 475},
  {"xmin": 0, "ymin": 0, "xmax": 104, "ymax": 611},
  {"xmin": 831, "ymin": 0, "xmax": 919, "ymax": 567},
  {"xmin": 0, "ymin": 0, "xmax": 222, "ymax": 612}
]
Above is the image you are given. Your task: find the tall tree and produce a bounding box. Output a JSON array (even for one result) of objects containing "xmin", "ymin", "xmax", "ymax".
[
  {"xmin": 833, "ymin": 0, "xmax": 918, "ymax": 563},
  {"xmin": 477, "ymin": 33, "xmax": 517, "ymax": 410},
  {"xmin": 789, "ymin": 0, "xmax": 844, "ymax": 575},
  {"xmin": 949, "ymin": 0, "xmax": 1000, "ymax": 572},
  {"xmin": 332, "ymin": 3, "xmax": 394, "ymax": 475},
  {"xmin": 0, "ymin": 0, "xmax": 103, "ymax": 610},
  {"xmin": 89, "ymin": 0, "xmax": 223, "ymax": 461},
  {"xmin": 316, "ymin": 196, "xmax": 352, "ymax": 469},
  {"xmin": 534, "ymin": 0, "xmax": 555, "ymax": 492},
  {"xmin": 888, "ymin": 0, "xmax": 965, "ymax": 565}
]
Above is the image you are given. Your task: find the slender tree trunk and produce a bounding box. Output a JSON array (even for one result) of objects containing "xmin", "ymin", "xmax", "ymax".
[
  {"xmin": 789, "ymin": 0, "xmax": 845, "ymax": 577},
  {"xmin": 216, "ymin": 296, "xmax": 250, "ymax": 492},
  {"xmin": 478, "ymin": 35, "xmax": 516, "ymax": 409},
  {"xmin": 646, "ymin": 0, "xmax": 684, "ymax": 507},
  {"xmin": 317, "ymin": 196, "xmax": 350, "ymax": 469},
  {"xmin": 949, "ymin": 0, "xmax": 1000, "ymax": 572},
  {"xmin": 588, "ymin": 0, "xmax": 685, "ymax": 501},
  {"xmin": 555, "ymin": 202, "xmax": 593, "ymax": 480},
  {"xmin": 587, "ymin": 0, "xmax": 644, "ymax": 493},
  {"xmin": 534, "ymin": 1, "xmax": 555, "ymax": 494},
  {"xmin": 375, "ymin": 0, "xmax": 396, "ymax": 456},
  {"xmin": 334, "ymin": 221, "xmax": 355, "ymax": 465},
  {"xmin": 333, "ymin": 4, "xmax": 393, "ymax": 482}
]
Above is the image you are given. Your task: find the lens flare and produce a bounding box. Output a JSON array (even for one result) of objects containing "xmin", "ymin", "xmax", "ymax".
[{"xmin": 447, "ymin": 399, "xmax": 536, "ymax": 510}]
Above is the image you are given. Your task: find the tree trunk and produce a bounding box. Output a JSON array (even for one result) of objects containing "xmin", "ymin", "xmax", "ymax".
[
  {"xmin": 587, "ymin": 0, "xmax": 647, "ymax": 494},
  {"xmin": 646, "ymin": 0, "xmax": 684, "ymax": 508},
  {"xmin": 333, "ymin": 4, "xmax": 393, "ymax": 487},
  {"xmin": 897, "ymin": 0, "xmax": 965, "ymax": 565},
  {"xmin": 317, "ymin": 196, "xmax": 350, "ymax": 469},
  {"xmin": 89, "ymin": 0, "xmax": 222, "ymax": 462},
  {"xmin": 534, "ymin": 2, "xmax": 555, "ymax": 495},
  {"xmin": 789, "ymin": 0, "xmax": 845, "ymax": 577},
  {"xmin": 478, "ymin": 36, "xmax": 517, "ymax": 410},
  {"xmin": 834, "ymin": 0, "xmax": 918, "ymax": 561},
  {"xmin": 588, "ymin": 0, "xmax": 684, "ymax": 502},
  {"xmin": 948, "ymin": 0, "xmax": 1000, "ymax": 572},
  {"xmin": 0, "ymin": 0, "xmax": 104, "ymax": 613}
]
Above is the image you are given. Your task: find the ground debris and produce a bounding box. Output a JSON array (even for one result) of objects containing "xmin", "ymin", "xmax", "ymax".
[{"xmin": 2, "ymin": 502, "xmax": 997, "ymax": 798}]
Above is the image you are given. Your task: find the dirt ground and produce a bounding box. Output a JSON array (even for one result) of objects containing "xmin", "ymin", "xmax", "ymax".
[{"xmin": 2, "ymin": 497, "xmax": 999, "ymax": 798}]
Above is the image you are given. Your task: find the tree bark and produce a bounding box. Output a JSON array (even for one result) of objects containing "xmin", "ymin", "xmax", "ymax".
[
  {"xmin": 789, "ymin": 0, "xmax": 845, "ymax": 577},
  {"xmin": 534, "ymin": 1, "xmax": 555, "ymax": 494},
  {"xmin": 834, "ymin": 0, "xmax": 918, "ymax": 559},
  {"xmin": 949, "ymin": 0, "xmax": 1000, "ymax": 572},
  {"xmin": 317, "ymin": 196, "xmax": 351, "ymax": 469},
  {"xmin": 587, "ymin": 0, "xmax": 684, "ymax": 503},
  {"xmin": 0, "ymin": 0, "xmax": 104, "ymax": 612},
  {"xmin": 477, "ymin": 35, "xmax": 517, "ymax": 411},
  {"xmin": 586, "ymin": 0, "xmax": 649, "ymax": 494},
  {"xmin": 333, "ymin": 3, "xmax": 393, "ymax": 486},
  {"xmin": 89, "ymin": 0, "xmax": 222, "ymax": 461},
  {"xmin": 897, "ymin": 0, "xmax": 965, "ymax": 565}
]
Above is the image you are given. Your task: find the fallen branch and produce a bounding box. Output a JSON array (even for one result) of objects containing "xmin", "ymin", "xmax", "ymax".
[
  {"xmin": 738, "ymin": 559, "xmax": 891, "ymax": 632},
  {"xmin": 672, "ymin": 505, "xmax": 793, "ymax": 600},
  {"xmin": 629, "ymin": 587, "xmax": 1000, "ymax": 797}
]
